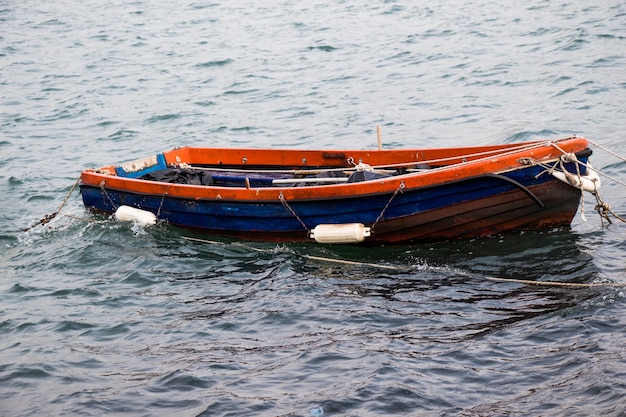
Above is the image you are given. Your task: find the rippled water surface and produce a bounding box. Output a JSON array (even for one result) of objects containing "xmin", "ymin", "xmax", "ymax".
[{"xmin": 2, "ymin": 1, "xmax": 626, "ymax": 416}]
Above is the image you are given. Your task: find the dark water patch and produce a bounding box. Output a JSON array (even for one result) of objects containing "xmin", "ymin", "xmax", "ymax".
[
  {"xmin": 40, "ymin": 87, "xmax": 65, "ymax": 93},
  {"xmin": 53, "ymin": 320, "xmax": 97, "ymax": 333},
  {"xmin": 7, "ymin": 283, "xmax": 33, "ymax": 294},
  {"xmin": 26, "ymin": 194, "xmax": 56, "ymax": 203},
  {"xmin": 64, "ymin": 358, "xmax": 104, "ymax": 371},
  {"xmin": 198, "ymin": 397, "xmax": 277, "ymax": 417},
  {"xmin": 89, "ymin": 33, "xmax": 110, "ymax": 42},
  {"xmin": 38, "ymin": 19, "xmax": 66, "ymax": 27},
  {"xmin": 586, "ymin": 86, "xmax": 610, "ymax": 95},
  {"xmin": 45, "ymin": 287, "xmax": 101, "ymax": 300},
  {"xmin": 144, "ymin": 397, "xmax": 205, "ymax": 412},
  {"xmin": 590, "ymin": 56, "xmax": 623, "ymax": 67},
  {"xmin": 195, "ymin": 59, "xmax": 233, "ymax": 68},
  {"xmin": 596, "ymin": 33, "xmax": 626, "ymax": 41},
  {"xmin": 145, "ymin": 113, "xmax": 182, "ymax": 123},
  {"xmin": 554, "ymin": 29, "xmax": 588, "ymax": 52},
  {"xmin": 307, "ymin": 45, "xmax": 338, "ymax": 52},
  {"xmin": 227, "ymin": 125, "xmax": 256, "ymax": 132},
  {"xmin": 222, "ymin": 88, "xmax": 260, "ymax": 96},
  {"xmin": 40, "ymin": 107, "xmax": 89, "ymax": 123},
  {"xmin": 82, "ymin": 322, "xmax": 135, "ymax": 342},
  {"xmin": 104, "ymin": 127, "xmax": 139, "ymax": 139},
  {"xmin": 148, "ymin": 370, "xmax": 216, "ymax": 393},
  {"xmin": 117, "ymin": 270, "xmax": 165, "ymax": 288},
  {"xmin": 0, "ymin": 232, "xmax": 19, "ymax": 248},
  {"xmin": 194, "ymin": 100, "xmax": 216, "ymax": 107},
  {"xmin": 3, "ymin": 365, "xmax": 54, "ymax": 384},
  {"xmin": 95, "ymin": 119, "xmax": 120, "ymax": 128},
  {"xmin": 190, "ymin": 3, "xmax": 219, "ymax": 10},
  {"xmin": 550, "ymin": 75, "xmax": 573, "ymax": 85}
]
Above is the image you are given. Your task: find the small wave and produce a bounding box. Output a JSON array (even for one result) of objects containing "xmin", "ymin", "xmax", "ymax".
[
  {"xmin": 502, "ymin": 129, "xmax": 561, "ymax": 143},
  {"xmin": 145, "ymin": 113, "xmax": 182, "ymax": 123},
  {"xmin": 195, "ymin": 59, "xmax": 233, "ymax": 68},
  {"xmin": 53, "ymin": 320, "xmax": 97, "ymax": 333},
  {"xmin": 2, "ymin": 365, "xmax": 54, "ymax": 384},
  {"xmin": 307, "ymin": 45, "xmax": 338, "ymax": 52},
  {"xmin": 6, "ymin": 283, "xmax": 32, "ymax": 294},
  {"xmin": 222, "ymin": 89, "xmax": 260, "ymax": 96},
  {"xmin": 150, "ymin": 370, "xmax": 216, "ymax": 393},
  {"xmin": 106, "ymin": 128, "xmax": 139, "ymax": 139},
  {"xmin": 194, "ymin": 100, "xmax": 215, "ymax": 107},
  {"xmin": 95, "ymin": 120, "xmax": 120, "ymax": 128}
]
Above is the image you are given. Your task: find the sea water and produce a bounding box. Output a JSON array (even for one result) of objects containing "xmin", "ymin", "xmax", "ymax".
[{"xmin": 1, "ymin": 1, "xmax": 626, "ymax": 416}]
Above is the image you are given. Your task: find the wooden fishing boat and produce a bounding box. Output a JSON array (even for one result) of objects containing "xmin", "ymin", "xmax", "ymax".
[{"xmin": 79, "ymin": 136, "xmax": 598, "ymax": 244}]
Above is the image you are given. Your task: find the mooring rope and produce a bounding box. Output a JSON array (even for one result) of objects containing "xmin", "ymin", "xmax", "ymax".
[
  {"xmin": 301, "ymin": 254, "xmax": 404, "ymax": 270},
  {"xmin": 371, "ymin": 182, "xmax": 405, "ymax": 232},
  {"xmin": 100, "ymin": 180, "xmax": 118, "ymax": 210},
  {"xmin": 23, "ymin": 177, "xmax": 81, "ymax": 231},
  {"xmin": 279, "ymin": 192, "xmax": 309, "ymax": 231},
  {"xmin": 156, "ymin": 185, "xmax": 171, "ymax": 218},
  {"xmin": 587, "ymin": 139, "xmax": 626, "ymax": 163},
  {"xmin": 181, "ymin": 236, "xmax": 268, "ymax": 252},
  {"xmin": 591, "ymin": 192, "xmax": 626, "ymax": 225}
]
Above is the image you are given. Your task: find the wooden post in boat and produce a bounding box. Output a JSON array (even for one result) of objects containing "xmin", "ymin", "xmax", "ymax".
[{"xmin": 377, "ymin": 125, "xmax": 382, "ymax": 150}]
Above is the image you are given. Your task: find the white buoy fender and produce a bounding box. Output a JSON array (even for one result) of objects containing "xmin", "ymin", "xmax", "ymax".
[
  {"xmin": 114, "ymin": 205, "xmax": 157, "ymax": 225},
  {"xmin": 310, "ymin": 223, "xmax": 371, "ymax": 244},
  {"xmin": 551, "ymin": 164, "xmax": 601, "ymax": 193}
]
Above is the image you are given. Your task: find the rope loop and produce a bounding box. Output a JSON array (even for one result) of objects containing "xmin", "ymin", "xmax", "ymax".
[
  {"xmin": 560, "ymin": 152, "xmax": 578, "ymax": 164},
  {"xmin": 592, "ymin": 192, "xmax": 626, "ymax": 225}
]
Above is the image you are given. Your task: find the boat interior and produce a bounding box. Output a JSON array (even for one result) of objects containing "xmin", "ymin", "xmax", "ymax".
[{"xmin": 105, "ymin": 143, "xmax": 543, "ymax": 188}]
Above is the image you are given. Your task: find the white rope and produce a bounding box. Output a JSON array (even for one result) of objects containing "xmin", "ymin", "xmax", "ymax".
[
  {"xmin": 587, "ymin": 139, "xmax": 626, "ymax": 163},
  {"xmin": 595, "ymin": 170, "xmax": 626, "ymax": 188},
  {"xmin": 302, "ymin": 255, "xmax": 404, "ymax": 270}
]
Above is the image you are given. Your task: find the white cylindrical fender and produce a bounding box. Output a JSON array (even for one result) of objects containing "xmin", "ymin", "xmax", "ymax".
[
  {"xmin": 114, "ymin": 205, "xmax": 157, "ymax": 225},
  {"xmin": 551, "ymin": 165, "xmax": 601, "ymax": 193},
  {"xmin": 310, "ymin": 223, "xmax": 371, "ymax": 244}
]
